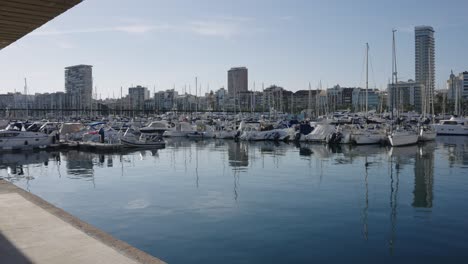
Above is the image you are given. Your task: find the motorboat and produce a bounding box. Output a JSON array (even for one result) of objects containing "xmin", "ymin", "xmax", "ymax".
[
  {"xmin": 120, "ymin": 129, "xmax": 165, "ymax": 148},
  {"xmin": 0, "ymin": 130, "xmax": 53, "ymax": 151},
  {"xmin": 163, "ymin": 122, "xmax": 194, "ymax": 137},
  {"xmin": 433, "ymin": 117, "xmax": 468, "ymax": 136},
  {"xmin": 140, "ymin": 121, "xmax": 173, "ymax": 134}
]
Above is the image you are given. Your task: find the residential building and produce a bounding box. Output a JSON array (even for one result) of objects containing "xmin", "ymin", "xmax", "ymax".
[
  {"xmin": 128, "ymin": 85, "xmax": 150, "ymax": 111},
  {"xmin": 415, "ymin": 26, "xmax": 435, "ymax": 112},
  {"xmin": 351, "ymin": 88, "xmax": 380, "ymax": 111},
  {"xmin": 65, "ymin": 64, "xmax": 93, "ymax": 110},
  {"xmin": 447, "ymin": 71, "xmax": 468, "ymax": 100},
  {"xmin": 154, "ymin": 89, "xmax": 178, "ymax": 112},
  {"xmin": 227, "ymin": 67, "xmax": 248, "ymax": 97},
  {"xmin": 387, "ymin": 80, "xmax": 424, "ymax": 113}
]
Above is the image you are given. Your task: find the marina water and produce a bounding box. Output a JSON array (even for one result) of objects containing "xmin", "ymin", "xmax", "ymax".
[{"xmin": 1, "ymin": 137, "xmax": 467, "ymax": 263}]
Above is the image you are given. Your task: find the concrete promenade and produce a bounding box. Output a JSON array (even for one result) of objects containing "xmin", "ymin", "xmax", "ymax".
[{"xmin": 0, "ymin": 179, "xmax": 166, "ymax": 264}]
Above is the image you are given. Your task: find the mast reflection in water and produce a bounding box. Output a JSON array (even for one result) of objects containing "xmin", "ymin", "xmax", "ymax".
[{"xmin": 1, "ymin": 137, "xmax": 467, "ymax": 263}]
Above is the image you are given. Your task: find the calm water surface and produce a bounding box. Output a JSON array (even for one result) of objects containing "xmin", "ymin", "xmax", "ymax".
[{"xmin": 1, "ymin": 137, "xmax": 468, "ymax": 263}]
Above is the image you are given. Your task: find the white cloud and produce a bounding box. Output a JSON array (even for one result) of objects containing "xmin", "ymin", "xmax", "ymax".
[
  {"xmin": 31, "ymin": 16, "xmax": 258, "ymax": 39},
  {"xmin": 188, "ymin": 21, "xmax": 241, "ymax": 38}
]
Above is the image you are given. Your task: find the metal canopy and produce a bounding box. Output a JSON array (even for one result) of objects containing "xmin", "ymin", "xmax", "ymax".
[{"xmin": 0, "ymin": 0, "xmax": 82, "ymax": 50}]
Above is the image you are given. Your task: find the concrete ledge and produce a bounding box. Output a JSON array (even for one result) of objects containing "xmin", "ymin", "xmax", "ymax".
[{"xmin": 0, "ymin": 179, "xmax": 166, "ymax": 264}]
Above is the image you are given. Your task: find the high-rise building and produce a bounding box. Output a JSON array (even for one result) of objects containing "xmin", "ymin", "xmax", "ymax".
[
  {"xmin": 65, "ymin": 64, "xmax": 93, "ymax": 110},
  {"xmin": 128, "ymin": 85, "xmax": 150, "ymax": 111},
  {"xmin": 227, "ymin": 67, "xmax": 248, "ymax": 97},
  {"xmin": 415, "ymin": 26, "xmax": 435, "ymax": 113}
]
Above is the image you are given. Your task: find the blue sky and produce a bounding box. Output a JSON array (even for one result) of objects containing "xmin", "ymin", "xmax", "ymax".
[{"xmin": 0, "ymin": 0, "xmax": 467, "ymax": 97}]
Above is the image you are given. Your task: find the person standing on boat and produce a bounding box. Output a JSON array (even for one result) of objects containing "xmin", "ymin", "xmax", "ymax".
[{"xmin": 99, "ymin": 127, "xmax": 105, "ymax": 143}]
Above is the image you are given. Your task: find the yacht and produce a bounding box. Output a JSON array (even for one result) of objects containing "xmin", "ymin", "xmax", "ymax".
[
  {"xmin": 140, "ymin": 121, "xmax": 173, "ymax": 134},
  {"xmin": 163, "ymin": 122, "xmax": 194, "ymax": 137},
  {"xmin": 0, "ymin": 130, "xmax": 53, "ymax": 151},
  {"xmin": 433, "ymin": 117, "xmax": 468, "ymax": 136}
]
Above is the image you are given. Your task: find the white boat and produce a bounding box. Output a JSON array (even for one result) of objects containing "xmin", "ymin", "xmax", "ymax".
[
  {"xmin": 163, "ymin": 122, "xmax": 194, "ymax": 137},
  {"xmin": 419, "ymin": 126, "xmax": 437, "ymax": 141},
  {"xmin": 120, "ymin": 130, "xmax": 165, "ymax": 148},
  {"xmin": 140, "ymin": 121, "xmax": 172, "ymax": 134},
  {"xmin": 352, "ymin": 130, "xmax": 384, "ymax": 145},
  {"xmin": 186, "ymin": 131, "xmax": 208, "ymax": 139},
  {"xmin": 120, "ymin": 137, "xmax": 165, "ymax": 148},
  {"xmin": 303, "ymin": 124, "xmax": 336, "ymax": 142},
  {"xmin": 388, "ymin": 128, "xmax": 419, "ymax": 147},
  {"xmin": 433, "ymin": 117, "xmax": 468, "ymax": 136},
  {"xmin": 0, "ymin": 130, "xmax": 53, "ymax": 151}
]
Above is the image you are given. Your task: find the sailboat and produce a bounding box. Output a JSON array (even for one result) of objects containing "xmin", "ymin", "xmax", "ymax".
[
  {"xmin": 388, "ymin": 30, "xmax": 419, "ymax": 147},
  {"xmin": 352, "ymin": 43, "xmax": 385, "ymax": 145}
]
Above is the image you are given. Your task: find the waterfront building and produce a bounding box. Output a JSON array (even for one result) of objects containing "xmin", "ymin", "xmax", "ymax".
[
  {"xmin": 65, "ymin": 64, "xmax": 93, "ymax": 111},
  {"xmin": 415, "ymin": 26, "xmax": 435, "ymax": 113},
  {"xmin": 128, "ymin": 85, "xmax": 150, "ymax": 111},
  {"xmin": 228, "ymin": 67, "xmax": 248, "ymax": 97},
  {"xmin": 214, "ymin": 88, "xmax": 227, "ymax": 111},
  {"xmin": 447, "ymin": 71, "xmax": 468, "ymax": 115},
  {"xmin": 351, "ymin": 88, "xmax": 380, "ymax": 111},
  {"xmin": 447, "ymin": 71, "xmax": 468, "ymax": 100},
  {"xmin": 387, "ymin": 80, "xmax": 424, "ymax": 113},
  {"xmin": 293, "ymin": 89, "xmax": 319, "ymax": 115},
  {"xmin": 154, "ymin": 89, "xmax": 178, "ymax": 112}
]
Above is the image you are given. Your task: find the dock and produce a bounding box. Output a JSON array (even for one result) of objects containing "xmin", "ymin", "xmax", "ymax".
[{"xmin": 0, "ymin": 179, "xmax": 166, "ymax": 264}]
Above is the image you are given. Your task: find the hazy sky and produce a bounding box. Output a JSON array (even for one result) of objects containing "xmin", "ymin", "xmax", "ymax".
[{"xmin": 1, "ymin": 0, "xmax": 467, "ymax": 97}]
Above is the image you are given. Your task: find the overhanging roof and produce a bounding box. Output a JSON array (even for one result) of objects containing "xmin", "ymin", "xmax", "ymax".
[{"xmin": 0, "ymin": 0, "xmax": 82, "ymax": 50}]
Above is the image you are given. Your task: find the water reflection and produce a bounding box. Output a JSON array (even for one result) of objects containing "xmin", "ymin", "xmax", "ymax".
[
  {"xmin": 0, "ymin": 137, "xmax": 467, "ymax": 260},
  {"xmin": 227, "ymin": 141, "xmax": 248, "ymax": 169},
  {"xmin": 413, "ymin": 143, "xmax": 435, "ymax": 208}
]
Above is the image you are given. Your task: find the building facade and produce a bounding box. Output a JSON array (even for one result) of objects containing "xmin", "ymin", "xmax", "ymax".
[
  {"xmin": 128, "ymin": 85, "xmax": 150, "ymax": 111},
  {"xmin": 387, "ymin": 80, "xmax": 424, "ymax": 113},
  {"xmin": 65, "ymin": 64, "xmax": 93, "ymax": 111},
  {"xmin": 415, "ymin": 26, "xmax": 435, "ymax": 113},
  {"xmin": 227, "ymin": 67, "xmax": 248, "ymax": 97}
]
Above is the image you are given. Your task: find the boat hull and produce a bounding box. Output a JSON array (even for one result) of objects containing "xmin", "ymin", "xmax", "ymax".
[
  {"xmin": 433, "ymin": 125, "xmax": 468, "ymax": 136},
  {"xmin": 388, "ymin": 133, "xmax": 419, "ymax": 147},
  {"xmin": 353, "ymin": 133, "xmax": 383, "ymax": 145},
  {"xmin": 120, "ymin": 138, "xmax": 165, "ymax": 148}
]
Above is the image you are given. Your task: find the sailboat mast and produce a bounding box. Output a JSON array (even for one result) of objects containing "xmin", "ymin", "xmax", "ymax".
[
  {"xmin": 365, "ymin": 43, "xmax": 369, "ymax": 118},
  {"xmin": 24, "ymin": 78, "xmax": 28, "ymax": 118},
  {"xmin": 391, "ymin": 29, "xmax": 399, "ymax": 119},
  {"xmin": 308, "ymin": 82, "xmax": 312, "ymax": 118}
]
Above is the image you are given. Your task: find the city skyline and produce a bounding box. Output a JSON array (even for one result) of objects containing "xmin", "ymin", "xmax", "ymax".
[{"xmin": 0, "ymin": 0, "xmax": 467, "ymax": 97}]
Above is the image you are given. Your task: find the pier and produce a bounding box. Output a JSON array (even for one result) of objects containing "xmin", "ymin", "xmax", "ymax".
[{"xmin": 0, "ymin": 179, "xmax": 165, "ymax": 264}]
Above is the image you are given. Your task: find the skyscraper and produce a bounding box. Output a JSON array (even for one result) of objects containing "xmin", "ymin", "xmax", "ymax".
[
  {"xmin": 227, "ymin": 67, "xmax": 248, "ymax": 97},
  {"xmin": 415, "ymin": 26, "xmax": 435, "ymax": 114},
  {"xmin": 65, "ymin": 64, "xmax": 93, "ymax": 110}
]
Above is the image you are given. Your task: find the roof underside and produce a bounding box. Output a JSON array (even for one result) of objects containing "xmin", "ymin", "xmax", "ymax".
[{"xmin": 0, "ymin": 0, "xmax": 82, "ymax": 50}]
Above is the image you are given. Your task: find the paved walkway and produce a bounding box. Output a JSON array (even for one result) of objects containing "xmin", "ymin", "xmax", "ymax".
[{"xmin": 0, "ymin": 179, "xmax": 166, "ymax": 264}]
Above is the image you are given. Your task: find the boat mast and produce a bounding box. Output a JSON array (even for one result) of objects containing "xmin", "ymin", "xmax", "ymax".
[
  {"xmin": 365, "ymin": 43, "xmax": 369, "ymax": 118},
  {"xmin": 391, "ymin": 29, "xmax": 399, "ymax": 119},
  {"xmin": 308, "ymin": 82, "xmax": 312, "ymax": 118},
  {"xmin": 24, "ymin": 78, "xmax": 28, "ymax": 119}
]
